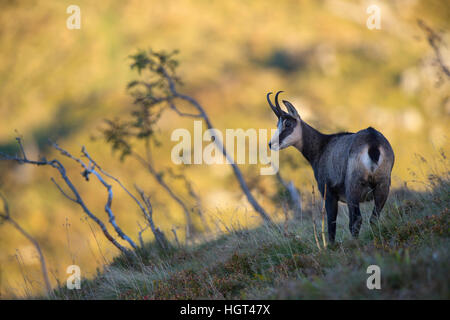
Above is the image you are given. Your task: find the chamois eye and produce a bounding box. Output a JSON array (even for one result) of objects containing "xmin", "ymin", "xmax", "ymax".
[{"xmin": 285, "ymin": 121, "xmax": 292, "ymax": 128}]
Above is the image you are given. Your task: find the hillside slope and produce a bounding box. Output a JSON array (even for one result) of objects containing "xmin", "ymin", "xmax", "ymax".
[{"xmin": 49, "ymin": 173, "xmax": 449, "ymax": 300}]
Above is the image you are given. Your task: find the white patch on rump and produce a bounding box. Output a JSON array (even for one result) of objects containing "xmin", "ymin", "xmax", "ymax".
[{"xmin": 360, "ymin": 145, "xmax": 383, "ymax": 173}]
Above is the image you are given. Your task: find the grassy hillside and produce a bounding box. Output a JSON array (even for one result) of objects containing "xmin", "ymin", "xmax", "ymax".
[{"xmin": 49, "ymin": 171, "xmax": 449, "ymax": 300}]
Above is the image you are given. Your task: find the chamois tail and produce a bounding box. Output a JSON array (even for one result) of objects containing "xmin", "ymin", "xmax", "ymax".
[
  {"xmin": 361, "ymin": 128, "xmax": 383, "ymax": 173},
  {"xmin": 368, "ymin": 144, "xmax": 380, "ymax": 164}
]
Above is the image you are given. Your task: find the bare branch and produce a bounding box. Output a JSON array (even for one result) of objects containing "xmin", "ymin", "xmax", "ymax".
[
  {"xmin": 51, "ymin": 143, "xmax": 138, "ymax": 250},
  {"xmin": 0, "ymin": 140, "xmax": 131, "ymax": 255},
  {"xmin": 168, "ymin": 100, "xmax": 203, "ymax": 118},
  {"xmin": 0, "ymin": 192, "xmax": 10, "ymax": 221},
  {"xmin": 83, "ymin": 145, "xmax": 170, "ymax": 251},
  {"xmin": 418, "ymin": 19, "xmax": 450, "ymax": 78},
  {"xmin": 158, "ymin": 65, "xmax": 272, "ymax": 223},
  {"xmin": 133, "ymin": 152, "xmax": 195, "ymax": 240},
  {"xmin": 81, "ymin": 147, "xmax": 150, "ymax": 223}
]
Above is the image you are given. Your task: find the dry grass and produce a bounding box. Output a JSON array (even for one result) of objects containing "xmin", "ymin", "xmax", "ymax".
[{"xmin": 47, "ymin": 168, "xmax": 449, "ymax": 300}]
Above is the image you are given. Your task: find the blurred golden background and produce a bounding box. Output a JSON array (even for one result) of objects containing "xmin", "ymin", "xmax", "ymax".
[{"xmin": 0, "ymin": 0, "xmax": 449, "ymax": 297}]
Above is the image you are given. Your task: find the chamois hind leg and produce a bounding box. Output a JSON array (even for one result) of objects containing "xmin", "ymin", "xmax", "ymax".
[
  {"xmin": 325, "ymin": 193, "xmax": 339, "ymax": 243},
  {"xmin": 347, "ymin": 201, "xmax": 362, "ymax": 238},
  {"xmin": 346, "ymin": 182, "xmax": 363, "ymax": 238},
  {"xmin": 370, "ymin": 179, "xmax": 390, "ymax": 225}
]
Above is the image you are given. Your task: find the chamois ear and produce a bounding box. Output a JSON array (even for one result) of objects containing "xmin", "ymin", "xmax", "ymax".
[{"xmin": 283, "ymin": 100, "xmax": 300, "ymax": 119}]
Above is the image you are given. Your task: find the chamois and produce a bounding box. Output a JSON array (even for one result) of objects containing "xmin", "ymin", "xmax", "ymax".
[{"xmin": 267, "ymin": 91, "xmax": 395, "ymax": 243}]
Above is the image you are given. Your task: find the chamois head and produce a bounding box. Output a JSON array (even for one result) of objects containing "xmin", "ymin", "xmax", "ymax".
[{"xmin": 267, "ymin": 91, "xmax": 302, "ymax": 151}]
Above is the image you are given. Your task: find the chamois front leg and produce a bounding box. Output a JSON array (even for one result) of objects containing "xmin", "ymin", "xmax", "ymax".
[{"xmin": 325, "ymin": 192, "xmax": 339, "ymax": 243}]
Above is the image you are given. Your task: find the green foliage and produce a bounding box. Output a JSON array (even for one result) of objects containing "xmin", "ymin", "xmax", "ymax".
[
  {"xmin": 129, "ymin": 49, "xmax": 180, "ymax": 76},
  {"xmin": 102, "ymin": 119, "xmax": 133, "ymax": 161},
  {"xmin": 101, "ymin": 49, "xmax": 181, "ymax": 160}
]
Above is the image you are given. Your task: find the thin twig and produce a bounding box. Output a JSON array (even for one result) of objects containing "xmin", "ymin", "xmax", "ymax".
[
  {"xmin": 16, "ymin": 137, "xmax": 27, "ymax": 161},
  {"xmin": 276, "ymin": 171, "xmax": 302, "ymax": 219},
  {"xmin": 51, "ymin": 178, "xmax": 77, "ymax": 202},
  {"xmin": 171, "ymin": 227, "xmax": 181, "ymax": 248},
  {"xmin": 321, "ymin": 184, "xmax": 328, "ymax": 249},
  {"xmin": 0, "ymin": 193, "xmax": 52, "ymax": 294},
  {"xmin": 137, "ymin": 222, "xmax": 149, "ymax": 248},
  {"xmin": 135, "ymin": 186, "xmax": 169, "ymax": 250},
  {"xmin": 167, "ymin": 168, "xmax": 210, "ymax": 233},
  {"xmin": 312, "ymin": 219, "xmax": 321, "ymax": 251},
  {"xmin": 311, "ymin": 185, "xmax": 321, "ymax": 251}
]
